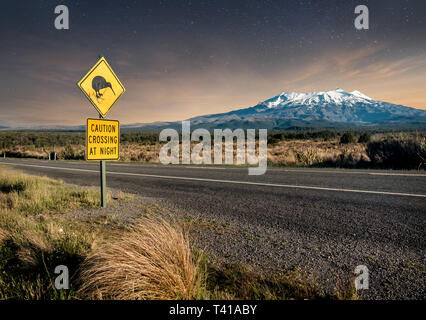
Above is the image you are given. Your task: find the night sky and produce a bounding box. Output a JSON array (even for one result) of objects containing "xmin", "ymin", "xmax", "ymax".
[{"xmin": 1, "ymin": 0, "xmax": 425, "ymax": 126}]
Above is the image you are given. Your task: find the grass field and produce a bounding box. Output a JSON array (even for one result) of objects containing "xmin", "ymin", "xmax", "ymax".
[
  {"xmin": 1, "ymin": 131, "xmax": 425, "ymax": 169},
  {"xmin": 0, "ymin": 167, "xmax": 356, "ymax": 300}
]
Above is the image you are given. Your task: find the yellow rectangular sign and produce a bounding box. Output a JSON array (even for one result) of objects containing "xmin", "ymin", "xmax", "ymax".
[{"xmin": 86, "ymin": 118, "xmax": 120, "ymax": 160}]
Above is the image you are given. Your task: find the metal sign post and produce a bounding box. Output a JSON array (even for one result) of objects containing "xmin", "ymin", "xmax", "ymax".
[
  {"xmin": 100, "ymin": 160, "xmax": 107, "ymax": 208},
  {"xmin": 99, "ymin": 114, "xmax": 107, "ymax": 208}
]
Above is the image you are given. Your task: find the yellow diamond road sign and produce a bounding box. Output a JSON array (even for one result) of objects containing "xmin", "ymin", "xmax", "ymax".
[
  {"xmin": 77, "ymin": 57, "xmax": 125, "ymax": 117},
  {"xmin": 86, "ymin": 118, "xmax": 120, "ymax": 160}
]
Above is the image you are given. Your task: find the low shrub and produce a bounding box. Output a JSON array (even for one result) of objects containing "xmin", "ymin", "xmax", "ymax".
[
  {"xmin": 358, "ymin": 132, "xmax": 371, "ymax": 143},
  {"xmin": 340, "ymin": 132, "xmax": 356, "ymax": 144},
  {"xmin": 366, "ymin": 135, "xmax": 426, "ymax": 169}
]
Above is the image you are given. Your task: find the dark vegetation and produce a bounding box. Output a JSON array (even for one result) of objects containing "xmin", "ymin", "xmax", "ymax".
[
  {"xmin": 0, "ymin": 132, "xmax": 85, "ymax": 149},
  {"xmin": 267, "ymin": 130, "xmax": 339, "ymax": 144},
  {"xmin": 339, "ymin": 132, "xmax": 356, "ymax": 144},
  {"xmin": 357, "ymin": 132, "xmax": 371, "ymax": 143},
  {"xmin": 0, "ymin": 130, "xmax": 420, "ymax": 149},
  {"xmin": 0, "ymin": 132, "xmax": 159, "ymax": 149},
  {"xmin": 367, "ymin": 137, "xmax": 426, "ymax": 169}
]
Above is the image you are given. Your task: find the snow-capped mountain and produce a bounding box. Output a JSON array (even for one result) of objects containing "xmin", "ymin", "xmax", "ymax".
[
  {"xmin": 187, "ymin": 88, "xmax": 426, "ymax": 129},
  {"xmin": 3, "ymin": 89, "xmax": 424, "ymax": 131},
  {"xmin": 262, "ymin": 88, "xmax": 372, "ymax": 108}
]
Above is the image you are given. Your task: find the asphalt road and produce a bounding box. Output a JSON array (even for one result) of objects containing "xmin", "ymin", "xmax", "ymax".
[{"xmin": 1, "ymin": 158, "xmax": 425, "ymax": 299}]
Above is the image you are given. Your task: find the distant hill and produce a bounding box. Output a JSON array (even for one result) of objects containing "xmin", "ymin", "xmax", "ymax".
[{"xmin": 2, "ymin": 89, "xmax": 426, "ymax": 132}]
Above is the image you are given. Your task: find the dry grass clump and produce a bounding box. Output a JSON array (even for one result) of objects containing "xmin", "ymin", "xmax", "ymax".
[
  {"xmin": 4, "ymin": 145, "xmax": 85, "ymax": 160},
  {"xmin": 267, "ymin": 139, "xmax": 369, "ymax": 167},
  {"xmin": 0, "ymin": 228, "xmax": 10, "ymax": 245},
  {"xmin": 78, "ymin": 218, "xmax": 202, "ymax": 300},
  {"xmin": 119, "ymin": 143, "xmax": 161, "ymax": 162}
]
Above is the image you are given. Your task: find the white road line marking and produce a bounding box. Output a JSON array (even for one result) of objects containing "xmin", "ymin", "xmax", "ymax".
[
  {"xmin": 2, "ymin": 161, "xmax": 426, "ymax": 198},
  {"xmin": 278, "ymin": 170, "xmax": 426, "ymax": 177},
  {"xmin": 366, "ymin": 172, "xmax": 425, "ymax": 177},
  {"xmin": 72, "ymin": 163, "xmax": 426, "ymax": 176},
  {"xmin": 4, "ymin": 160, "xmax": 425, "ymax": 176},
  {"xmin": 111, "ymin": 163, "xmax": 426, "ymax": 175}
]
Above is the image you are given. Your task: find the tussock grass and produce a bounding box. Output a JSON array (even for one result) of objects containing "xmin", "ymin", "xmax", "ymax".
[
  {"xmin": 0, "ymin": 169, "xmax": 103, "ymax": 216},
  {"xmin": 78, "ymin": 218, "xmax": 203, "ymax": 300},
  {"xmin": 334, "ymin": 278, "xmax": 358, "ymax": 300}
]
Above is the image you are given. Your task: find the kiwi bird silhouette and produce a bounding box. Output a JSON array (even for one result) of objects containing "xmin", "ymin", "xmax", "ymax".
[{"xmin": 92, "ymin": 76, "xmax": 115, "ymax": 98}]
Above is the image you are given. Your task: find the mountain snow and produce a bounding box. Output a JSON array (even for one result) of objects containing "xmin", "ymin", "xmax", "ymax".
[{"xmin": 262, "ymin": 88, "xmax": 373, "ymax": 109}]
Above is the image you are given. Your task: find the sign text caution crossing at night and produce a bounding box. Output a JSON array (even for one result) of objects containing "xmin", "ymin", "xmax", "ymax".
[
  {"xmin": 77, "ymin": 57, "xmax": 125, "ymax": 117},
  {"xmin": 86, "ymin": 118, "xmax": 120, "ymax": 160}
]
